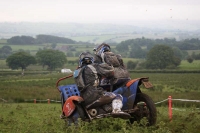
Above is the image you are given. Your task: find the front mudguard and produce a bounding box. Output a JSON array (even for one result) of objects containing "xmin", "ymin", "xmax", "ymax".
[{"xmin": 63, "ymin": 96, "xmax": 84, "ymax": 117}]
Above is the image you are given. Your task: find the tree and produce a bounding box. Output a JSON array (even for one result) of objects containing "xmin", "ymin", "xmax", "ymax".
[
  {"xmin": 36, "ymin": 34, "xmax": 76, "ymax": 44},
  {"xmin": 127, "ymin": 60, "xmax": 138, "ymax": 70},
  {"xmin": 0, "ymin": 45, "xmax": 12, "ymax": 59},
  {"xmin": 36, "ymin": 49, "xmax": 67, "ymax": 70},
  {"xmin": 187, "ymin": 56, "xmax": 194, "ymax": 63},
  {"xmin": 129, "ymin": 44, "xmax": 146, "ymax": 58},
  {"xmin": 7, "ymin": 36, "xmax": 35, "ymax": 44},
  {"xmin": 116, "ymin": 41, "xmax": 129, "ymax": 52},
  {"xmin": 172, "ymin": 47, "xmax": 184, "ymax": 59},
  {"xmin": 145, "ymin": 45, "xmax": 180, "ymax": 69},
  {"xmin": 51, "ymin": 43, "xmax": 57, "ymax": 49},
  {"xmin": 6, "ymin": 51, "xmax": 36, "ymax": 70}
]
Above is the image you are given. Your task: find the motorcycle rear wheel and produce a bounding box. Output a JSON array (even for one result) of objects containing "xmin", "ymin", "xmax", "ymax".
[{"xmin": 129, "ymin": 93, "xmax": 157, "ymax": 126}]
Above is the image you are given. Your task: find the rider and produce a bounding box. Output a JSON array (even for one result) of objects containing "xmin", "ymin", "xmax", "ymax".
[
  {"xmin": 73, "ymin": 52, "xmax": 130, "ymax": 118},
  {"xmin": 93, "ymin": 43, "xmax": 130, "ymax": 90}
]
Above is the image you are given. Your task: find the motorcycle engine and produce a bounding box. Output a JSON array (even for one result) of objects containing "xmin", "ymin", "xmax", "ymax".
[
  {"xmin": 88, "ymin": 103, "xmax": 112, "ymax": 117},
  {"xmin": 102, "ymin": 103, "xmax": 112, "ymax": 112},
  {"xmin": 88, "ymin": 109, "xmax": 98, "ymax": 116}
]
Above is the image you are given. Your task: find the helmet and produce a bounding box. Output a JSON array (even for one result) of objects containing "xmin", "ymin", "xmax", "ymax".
[
  {"xmin": 94, "ymin": 43, "xmax": 111, "ymax": 56},
  {"xmin": 79, "ymin": 52, "xmax": 94, "ymax": 67}
]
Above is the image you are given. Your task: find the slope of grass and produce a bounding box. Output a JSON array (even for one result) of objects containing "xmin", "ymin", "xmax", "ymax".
[{"xmin": 178, "ymin": 60, "xmax": 200, "ymax": 70}]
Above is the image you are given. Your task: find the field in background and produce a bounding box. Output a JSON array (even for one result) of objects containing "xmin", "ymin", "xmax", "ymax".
[
  {"xmin": 68, "ymin": 33, "xmax": 180, "ymax": 44},
  {"xmin": 0, "ymin": 72, "xmax": 200, "ymax": 104},
  {"xmin": 178, "ymin": 60, "xmax": 200, "ymax": 70},
  {"xmin": 1, "ymin": 58, "xmax": 200, "ymax": 71},
  {"xmin": 0, "ymin": 39, "xmax": 7, "ymax": 43}
]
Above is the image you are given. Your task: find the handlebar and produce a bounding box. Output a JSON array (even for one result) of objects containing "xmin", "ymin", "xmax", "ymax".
[{"xmin": 56, "ymin": 74, "xmax": 73, "ymax": 92}]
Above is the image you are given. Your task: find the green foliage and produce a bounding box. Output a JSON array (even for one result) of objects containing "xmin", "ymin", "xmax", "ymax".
[
  {"xmin": 1, "ymin": 72, "xmax": 200, "ymax": 105},
  {"xmin": 51, "ymin": 43, "xmax": 57, "ymax": 49},
  {"xmin": 191, "ymin": 52, "xmax": 200, "ymax": 60},
  {"xmin": 116, "ymin": 41, "xmax": 129, "ymax": 52},
  {"xmin": 0, "ymin": 72, "xmax": 200, "ymax": 133},
  {"xmin": 187, "ymin": 56, "xmax": 194, "ymax": 63},
  {"xmin": 7, "ymin": 35, "xmax": 35, "ymax": 44},
  {"xmin": 6, "ymin": 51, "xmax": 36, "ymax": 70},
  {"xmin": 0, "ymin": 45, "xmax": 12, "ymax": 59},
  {"xmin": 116, "ymin": 37, "xmax": 200, "ymax": 59},
  {"xmin": 146, "ymin": 45, "xmax": 181, "ymax": 69},
  {"xmin": 129, "ymin": 44, "xmax": 146, "ymax": 58},
  {"xmin": 127, "ymin": 60, "xmax": 138, "ymax": 70},
  {"xmin": 172, "ymin": 46, "xmax": 185, "ymax": 59},
  {"xmin": 36, "ymin": 34, "xmax": 76, "ymax": 44},
  {"xmin": 36, "ymin": 49, "xmax": 67, "ymax": 70},
  {"xmin": 7, "ymin": 35, "xmax": 77, "ymax": 45}
]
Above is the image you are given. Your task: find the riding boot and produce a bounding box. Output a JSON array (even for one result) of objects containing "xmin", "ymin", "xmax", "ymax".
[{"xmin": 111, "ymin": 99, "xmax": 131, "ymax": 119}]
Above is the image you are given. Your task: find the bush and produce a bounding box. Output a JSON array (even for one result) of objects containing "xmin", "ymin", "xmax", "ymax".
[
  {"xmin": 187, "ymin": 56, "xmax": 194, "ymax": 63},
  {"xmin": 127, "ymin": 60, "xmax": 138, "ymax": 70}
]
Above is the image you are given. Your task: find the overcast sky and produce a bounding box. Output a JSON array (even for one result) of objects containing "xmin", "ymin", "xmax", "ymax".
[{"xmin": 0, "ymin": 0, "xmax": 200, "ymax": 25}]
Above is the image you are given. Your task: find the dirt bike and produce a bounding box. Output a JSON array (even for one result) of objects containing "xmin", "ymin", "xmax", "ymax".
[{"xmin": 56, "ymin": 75, "xmax": 157, "ymax": 126}]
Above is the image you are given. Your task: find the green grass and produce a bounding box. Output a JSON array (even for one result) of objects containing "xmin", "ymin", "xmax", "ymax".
[
  {"xmin": 0, "ymin": 103, "xmax": 199, "ymax": 133},
  {"xmin": 0, "ymin": 72, "xmax": 200, "ymax": 106},
  {"xmin": 0, "ymin": 63, "xmax": 200, "ymax": 132},
  {"xmin": 187, "ymin": 50, "xmax": 200, "ymax": 55},
  {"xmin": 0, "ymin": 103, "xmax": 64, "ymax": 133},
  {"xmin": 0, "ymin": 60, "xmax": 7, "ymax": 69},
  {"xmin": 178, "ymin": 60, "xmax": 200, "ymax": 70},
  {"xmin": 68, "ymin": 33, "xmax": 179, "ymax": 44},
  {"xmin": 0, "ymin": 39, "xmax": 7, "ymax": 43},
  {"xmin": 1, "ymin": 58, "xmax": 200, "ymax": 71},
  {"xmin": 69, "ymin": 34, "xmax": 118, "ymax": 44},
  {"xmin": 0, "ymin": 57, "xmax": 139, "ymax": 71},
  {"xmin": 0, "ymin": 44, "xmax": 43, "ymax": 51}
]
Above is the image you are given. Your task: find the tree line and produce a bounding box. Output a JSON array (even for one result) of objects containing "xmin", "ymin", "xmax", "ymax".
[
  {"xmin": 115, "ymin": 37, "xmax": 200, "ymax": 62},
  {"xmin": 117, "ymin": 37, "xmax": 200, "ymax": 51},
  {"xmin": 7, "ymin": 34, "xmax": 94, "ymax": 45},
  {"xmin": 2, "ymin": 36, "xmax": 200, "ymax": 71},
  {"xmin": 6, "ymin": 49, "xmax": 67, "ymax": 72}
]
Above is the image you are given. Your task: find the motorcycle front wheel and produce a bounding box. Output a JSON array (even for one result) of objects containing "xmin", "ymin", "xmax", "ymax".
[{"xmin": 129, "ymin": 93, "xmax": 157, "ymax": 126}]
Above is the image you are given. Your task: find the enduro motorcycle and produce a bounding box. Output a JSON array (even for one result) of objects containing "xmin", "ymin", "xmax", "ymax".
[{"xmin": 56, "ymin": 75, "xmax": 157, "ymax": 126}]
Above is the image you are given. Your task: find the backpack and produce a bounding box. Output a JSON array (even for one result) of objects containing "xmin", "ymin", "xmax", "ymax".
[
  {"xmin": 112, "ymin": 67, "xmax": 130, "ymax": 84},
  {"xmin": 101, "ymin": 52, "xmax": 121, "ymax": 67}
]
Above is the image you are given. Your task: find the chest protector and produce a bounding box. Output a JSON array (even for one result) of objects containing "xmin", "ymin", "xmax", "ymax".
[
  {"xmin": 101, "ymin": 52, "xmax": 120, "ymax": 67},
  {"xmin": 73, "ymin": 65, "xmax": 99, "ymax": 90}
]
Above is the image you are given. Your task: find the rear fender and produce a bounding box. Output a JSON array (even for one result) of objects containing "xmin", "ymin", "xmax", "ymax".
[
  {"xmin": 63, "ymin": 96, "xmax": 84, "ymax": 117},
  {"xmin": 126, "ymin": 77, "xmax": 153, "ymax": 89}
]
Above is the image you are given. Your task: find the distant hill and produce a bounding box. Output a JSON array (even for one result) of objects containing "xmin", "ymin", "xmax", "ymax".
[
  {"xmin": 0, "ymin": 21, "xmax": 200, "ymax": 43},
  {"xmin": 0, "ymin": 22, "xmax": 149, "ymax": 38}
]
